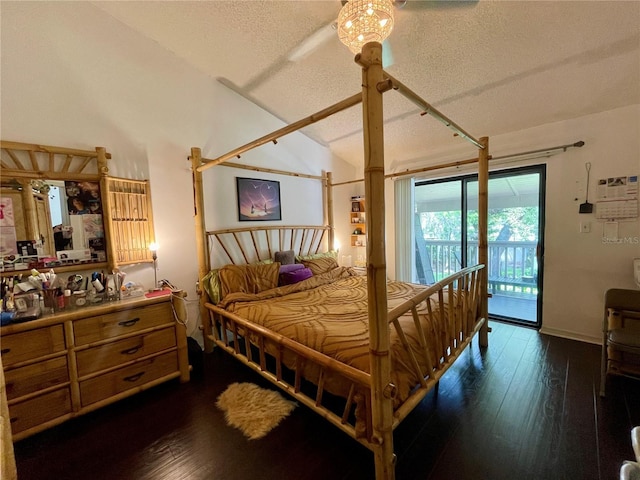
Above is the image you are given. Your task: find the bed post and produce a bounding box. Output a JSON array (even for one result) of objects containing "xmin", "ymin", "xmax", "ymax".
[
  {"xmin": 326, "ymin": 171, "xmax": 335, "ymax": 250},
  {"xmin": 478, "ymin": 137, "xmax": 490, "ymax": 347},
  {"xmin": 191, "ymin": 147, "xmax": 214, "ymax": 352},
  {"xmin": 358, "ymin": 42, "xmax": 395, "ymax": 480}
]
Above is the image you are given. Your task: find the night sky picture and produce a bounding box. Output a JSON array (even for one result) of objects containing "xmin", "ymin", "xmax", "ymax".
[{"xmin": 236, "ymin": 177, "xmax": 281, "ymax": 221}]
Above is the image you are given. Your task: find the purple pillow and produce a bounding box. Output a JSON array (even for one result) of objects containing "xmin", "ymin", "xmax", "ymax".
[
  {"xmin": 279, "ymin": 263, "xmax": 305, "ymax": 274},
  {"xmin": 279, "ymin": 267, "xmax": 313, "ymax": 286}
]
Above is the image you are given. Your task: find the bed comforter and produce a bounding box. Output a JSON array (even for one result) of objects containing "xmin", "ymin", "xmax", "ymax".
[{"xmin": 218, "ymin": 267, "xmax": 449, "ymax": 415}]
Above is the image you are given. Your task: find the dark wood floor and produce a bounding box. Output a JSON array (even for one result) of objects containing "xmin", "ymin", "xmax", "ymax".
[{"xmin": 12, "ymin": 321, "xmax": 640, "ymax": 480}]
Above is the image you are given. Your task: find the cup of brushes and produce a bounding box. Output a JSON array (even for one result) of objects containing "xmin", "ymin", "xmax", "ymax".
[{"xmin": 30, "ymin": 268, "xmax": 65, "ymax": 314}]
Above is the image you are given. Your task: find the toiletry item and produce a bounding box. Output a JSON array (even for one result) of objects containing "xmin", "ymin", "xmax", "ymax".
[
  {"xmin": 92, "ymin": 278, "xmax": 105, "ymax": 292},
  {"xmin": 72, "ymin": 290, "xmax": 87, "ymax": 308},
  {"xmin": 64, "ymin": 289, "xmax": 72, "ymax": 309},
  {"xmin": 57, "ymin": 289, "xmax": 65, "ymax": 310}
]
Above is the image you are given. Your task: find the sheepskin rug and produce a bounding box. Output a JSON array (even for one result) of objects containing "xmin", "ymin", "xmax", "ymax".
[{"xmin": 216, "ymin": 382, "xmax": 297, "ymax": 440}]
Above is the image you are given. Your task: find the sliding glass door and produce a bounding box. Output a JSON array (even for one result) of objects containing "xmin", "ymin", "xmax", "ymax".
[{"xmin": 414, "ymin": 165, "xmax": 545, "ymax": 327}]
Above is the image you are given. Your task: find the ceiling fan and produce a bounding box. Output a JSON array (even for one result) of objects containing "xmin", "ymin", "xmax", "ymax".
[
  {"xmin": 286, "ymin": 0, "xmax": 469, "ymax": 67},
  {"xmin": 238, "ymin": 0, "xmax": 475, "ymax": 93}
]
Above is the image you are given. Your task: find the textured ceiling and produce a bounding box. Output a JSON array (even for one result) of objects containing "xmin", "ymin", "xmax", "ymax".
[{"xmin": 92, "ymin": 0, "xmax": 640, "ymax": 169}]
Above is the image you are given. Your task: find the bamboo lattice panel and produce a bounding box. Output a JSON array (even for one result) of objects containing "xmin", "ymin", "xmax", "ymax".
[{"xmin": 107, "ymin": 178, "xmax": 155, "ymax": 264}]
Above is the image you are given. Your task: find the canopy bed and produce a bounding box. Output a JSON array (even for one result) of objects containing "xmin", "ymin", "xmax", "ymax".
[{"xmin": 189, "ymin": 42, "xmax": 490, "ymax": 480}]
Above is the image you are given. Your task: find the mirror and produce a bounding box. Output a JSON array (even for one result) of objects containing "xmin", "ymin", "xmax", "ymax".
[
  {"xmin": 0, "ymin": 178, "xmax": 107, "ymax": 268},
  {"xmin": 1, "ymin": 141, "xmax": 111, "ymax": 273},
  {"xmin": 50, "ymin": 179, "xmax": 107, "ymax": 263}
]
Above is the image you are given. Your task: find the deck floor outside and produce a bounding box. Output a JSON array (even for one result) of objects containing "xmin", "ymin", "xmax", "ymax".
[
  {"xmin": 490, "ymin": 293, "xmax": 537, "ymax": 322},
  {"xmin": 12, "ymin": 321, "xmax": 640, "ymax": 480}
]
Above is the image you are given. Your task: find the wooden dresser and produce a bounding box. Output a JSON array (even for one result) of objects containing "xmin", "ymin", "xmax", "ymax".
[{"xmin": 0, "ymin": 292, "xmax": 190, "ymax": 441}]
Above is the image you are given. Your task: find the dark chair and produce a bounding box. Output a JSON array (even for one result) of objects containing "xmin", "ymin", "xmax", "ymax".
[{"xmin": 600, "ymin": 289, "xmax": 640, "ymax": 397}]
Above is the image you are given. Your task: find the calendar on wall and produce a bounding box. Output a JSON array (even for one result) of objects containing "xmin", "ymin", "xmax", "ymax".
[{"xmin": 595, "ymin": 174, "xmax": 638, "ymax": 220}]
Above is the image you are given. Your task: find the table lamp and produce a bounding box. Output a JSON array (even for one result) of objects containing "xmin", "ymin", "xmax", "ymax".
[{"xmin": 149, "ymin": 242, "xmax": 161, "ymax": 291}]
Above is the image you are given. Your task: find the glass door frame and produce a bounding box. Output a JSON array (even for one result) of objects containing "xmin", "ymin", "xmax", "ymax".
[{"xmin": 415, "ymin": 164, "xmax": 546, "ymax": 328}]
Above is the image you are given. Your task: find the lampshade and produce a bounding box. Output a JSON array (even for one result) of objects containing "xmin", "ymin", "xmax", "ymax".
[{"xmin": 337, "ymin": 0, "xmax": 395, "ymax": 54}]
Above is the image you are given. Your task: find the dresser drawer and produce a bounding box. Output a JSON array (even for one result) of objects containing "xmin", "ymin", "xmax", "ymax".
[
  {"xmin": 5, "ymin": 356, "xmax": 69, "ymax": 401},
  {"xmin": 74, "ymin": 303, "xmax": 173, "ymax": 346},
  {"xmin": 9, "ymin": 387, "xmax": 72, "ymax": 435},
  {"xmin": 80, "ymin": 351, "xmax": 178, "ymax": 406},
  {"xmin": 1, "ymin": 325, "xmax": 66, "ymax": 367},
  {"xmin": 76, "ymin": 326, "xmax": 177, "ymax": 377}
]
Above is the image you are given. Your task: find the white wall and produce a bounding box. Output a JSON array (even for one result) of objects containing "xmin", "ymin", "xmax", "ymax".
[
  {"xmin": 533, "ymin": 105, "xmax": 639, "ymax": 343},
  {"xmin": 386, "ymin": 104, "xmax": 639, "ymax": 343},
  {"xmin": 0, "ymin": 2, "xmax": 355, "ymax": 336}
]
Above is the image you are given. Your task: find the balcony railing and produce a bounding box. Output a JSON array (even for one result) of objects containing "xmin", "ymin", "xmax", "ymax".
[{"xmin": 418, "ymin": 240, "xmax": 538, "ymax": 297}]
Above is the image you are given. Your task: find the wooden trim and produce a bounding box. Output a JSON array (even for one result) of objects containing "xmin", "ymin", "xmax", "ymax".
[
  {"xmin": 95, "ymin": 147, "xmax": 116, "ymax": 271},
  {"xmin": 0, "ymin": 141, "xmax": 111, "ymax": 158},
  {"xmin": 214, "ymin": 161, "xmax": 325, "ymax": 180},
  {"xmin": 3, "ymin": 170, "xmax": 104, "ymax": 181}
]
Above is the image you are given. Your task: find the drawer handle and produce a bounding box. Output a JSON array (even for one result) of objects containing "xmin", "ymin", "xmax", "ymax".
[
  {"xmin": 123, "ymin": 371, "xmax": 145, "ymax": 383},
  {"xmin": 118, "ymin": 317, "xmax": 140, "ymax": 327},
  {"xmin": 1, "ymin": 348, "xmax": 10, "ymax": 355},
  {"xmin": 10, "ymin": 417, "xmax": 17, "ymax": 424},
  {"xmin": 121, "ymin": 345, "xmax": 143, "ymax": 355}
]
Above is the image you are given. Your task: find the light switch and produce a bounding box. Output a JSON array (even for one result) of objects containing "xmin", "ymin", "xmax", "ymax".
[{"xmin": 580, "ymin": 221, "xmax": 591, "ymax": 233}]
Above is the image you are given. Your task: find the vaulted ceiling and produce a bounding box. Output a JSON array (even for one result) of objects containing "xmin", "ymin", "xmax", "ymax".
[{"xmin": 92, "ymin": 1, "xmax": 640, "ymax": 169}]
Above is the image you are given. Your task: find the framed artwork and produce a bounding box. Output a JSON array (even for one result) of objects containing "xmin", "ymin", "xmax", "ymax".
[{"xmin": 236, "ymin": 177, "xmax": 281, "ymax": 221}]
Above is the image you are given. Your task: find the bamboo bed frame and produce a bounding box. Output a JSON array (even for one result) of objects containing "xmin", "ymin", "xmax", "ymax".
[{"xmin": 190, "ymin": 43, "xmax": 490, "ymax": 480}]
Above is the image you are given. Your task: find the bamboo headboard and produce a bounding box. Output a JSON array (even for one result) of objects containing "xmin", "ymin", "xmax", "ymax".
[{"xmin": 206, "ymin": 225, "xmax": 331, "ymax": 269}]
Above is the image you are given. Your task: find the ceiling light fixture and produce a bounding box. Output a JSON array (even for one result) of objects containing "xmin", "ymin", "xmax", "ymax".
[{"xmin": 337, "ymin": 0, "xmax": 395, "ymax": 54}]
